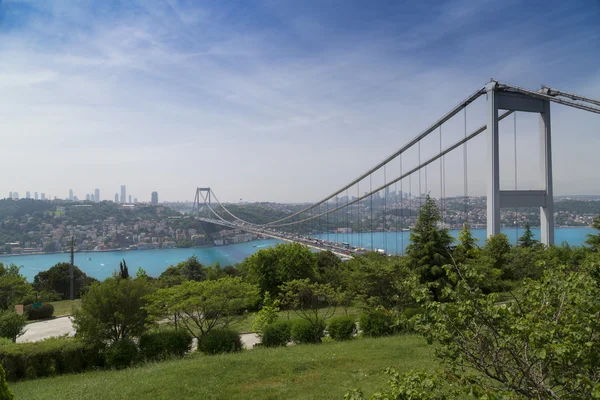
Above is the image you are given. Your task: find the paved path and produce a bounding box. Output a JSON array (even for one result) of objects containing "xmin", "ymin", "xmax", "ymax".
[
  {"xmin": 17, "ymin": 316, "xmax": 75, "ymax": 343},
  {"xmin": 17, "ymin": 317, "xmax": 261, "ymax": 349}
]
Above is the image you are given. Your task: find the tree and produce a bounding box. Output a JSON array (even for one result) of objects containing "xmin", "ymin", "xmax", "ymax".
[
  {"xmin": 341, "ymin": 253, "xmax": 414, "ymax": 310},
  {"xmin": 0, "ymin": 311, "xmax": 27, "ymax": 342},
  {"xmin": 158, "ymin": 256, "xmax": 206, "ymax": 286},
  {"xmin": 239, "ymin": 243, "xmax": 316, "ymax": 296},
  {"xmin": 119, "ymin": 259, "xmax": 129, "ymax": 279},
  {"xmin": 453, "ymin": 223, "xmax": 479, "ymax": 263},
  {"xmin": 279, "ymin": 279, "xmax": 338, "ymax": 330},
  {"xmin": 585, "ymin": 215, "xmax": 600, "ymax": 249},
  {"xmin": 315, "ymin": 251, "xmax": 342, "ymax": 288},
  {"xmin": 481, "ymin": 233, "xmax": 511, "ymax": 272},
  {"xmin": 0, "ymin": 264, "xmax": 32, "ymax": 310},
  {"xmin": 33, "ymin": 262, "xmax": 98, "ymax": 299},
  {"xmin": 405, "ymin": 195, "xmax": 453, "ymax": 300},
  {"xmin": 518, "ymin": 222, "xmax": 538, "ymax": 248},
  {"xmin": 414, "ymin": 263, "xmax": 600, "ymax": 399},
  {"xmin": 42, "ymin": 241, "xmax": 57, "ymax": 253},
  {"xmin": 145, "ymin": 277, "xmax": 258, "ymax": 342},
  {"xmin": 252, "ymin": 292, "xmax": 280, "ymax": 338},
  {"xmin": 73, "ymin": 277, "xmax": 152, "ymax": 343}
]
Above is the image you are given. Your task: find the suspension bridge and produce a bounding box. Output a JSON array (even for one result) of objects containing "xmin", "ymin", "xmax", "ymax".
[{"xmin": 192, "ymin": 80, "xmax": 600, "ymax": 257}]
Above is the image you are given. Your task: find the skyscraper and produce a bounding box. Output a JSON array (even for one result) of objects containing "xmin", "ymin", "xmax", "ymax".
[
  {"xmin": 128, "ymin": 195, "xmax": 132, "ymax": 204},
  {"xmin": 120, "ymin": 185, "xmax": 126, "ymax": 204},
  {"xmin": 41, "ymin": 193, "xmax": 46, "ymax": 201},
  {"xmin": 95, "ymin": 188, "xmax": 100, "ymax": 202},
  {"xmin": 133, "ymin": 197, "xmax": 137, "ymax": 203},
  {"xmin": 26, "ymin": 191, "xmax": 31, "ymax": 199},
  {"xmin": 69, "ymin": 189, "xmax": 73, "ymax": 201},
  {"xmin": 34, "ymin": 192, "xmax": 38, "ymax": 200},
  {"xmin": 86, "ymin": 194, "xmax": 90, "ymax": 201},
  {"xmin": 151, "ymin": 191, "xmax": 158, "ymax": 205},
  {"xmin": 14, "ymin": 192, "xmax": 19, "ymax": 199},
  {"xmin": 8, "ymin": 192, "xmax": 12, "ymax": 199},
  {"xmin": 114, "ymin": 193, "xmax": 119, "ymax": 203},
  {"xmin": 90, "ymin": 194, "xmax": 95, "ymax": 202}
]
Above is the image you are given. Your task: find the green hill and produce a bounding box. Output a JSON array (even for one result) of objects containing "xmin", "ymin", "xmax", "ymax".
[{"xmin": 12, "ymin": 335, "xmax": 435, "ymax": 400}]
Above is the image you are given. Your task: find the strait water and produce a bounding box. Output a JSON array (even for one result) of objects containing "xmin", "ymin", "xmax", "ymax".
[{"xmin": 0, "ymin": 228, "xmax": 594, "ymax": 281}]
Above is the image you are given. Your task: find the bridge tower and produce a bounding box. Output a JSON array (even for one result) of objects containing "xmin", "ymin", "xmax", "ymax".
[
  {"xmin": 486, "ymin": 81, "xmax": 553, "ymax": 245},
  {"xmin": 193, "ymin": 187, "xmax": 212, "ymax": 217}
]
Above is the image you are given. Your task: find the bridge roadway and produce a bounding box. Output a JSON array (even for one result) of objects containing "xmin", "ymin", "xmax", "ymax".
[{"xmin": 197, "ymin": 217, "xmax": 354, "ymax": 259}]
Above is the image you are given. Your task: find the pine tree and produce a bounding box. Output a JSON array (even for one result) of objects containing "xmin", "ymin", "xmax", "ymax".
[
  {"xmin": 406, "ymin": 195, "xmax": 453, "ymax": 299},
  {"xmin": 119, "ymin": 259, "xmax": 129, "ymax": 279},
  {"xmin": 518, "ymin": 223, "xmax": 537, "ymax": 248},
  {"xmin": 454, "ymin": 222, "xmax": 479, "ymax": 262}
]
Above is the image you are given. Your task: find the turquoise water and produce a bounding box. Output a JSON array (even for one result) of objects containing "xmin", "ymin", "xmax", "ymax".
[
  {"xmin": 0, "ymin": 239, "xmax": 282, "ymax": 281},
  {"xmin": 0, "ymin": 227, "xmax": 594, "ymax": 281},
  {"xmin": 314, "ymin": 227, "xmax": 596, "ymax": 254}
]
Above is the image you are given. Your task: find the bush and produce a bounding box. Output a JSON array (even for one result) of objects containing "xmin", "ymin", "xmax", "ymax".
[
  {"xmin": 104, "ymin": 338, "xmax": 139, "ymax": 369},
  {"xmin": 0, "ymin": 365, "xmax": 12, "ymax": 400},
  {"xmin": 291, "ymin": 319, "xmax": 326, "ymax": 344},
  {"xmin": 327, "ymin": 316, "xmax": 356, "ymax": 341},
  {"xmin": 0, "ymin": 312, "xmax": 26, "ymax": 343},
  {"xmin": 139, "ymin": 329, "xmax": 192, "ymax": 361},
  {"xmin": 199, "ymin": 329, "xmax": 242, "ymax": 355},
  {"xmin": 261, "ymin": 320, "xmax": 292, "ymax": 347},
  {"xmin": 0, "ymin": 339, "xmax": 11, "ymax": 347},
  {"xmin": 24, "ymin": 303, "xmax": 54, "ymax": 320},
  {"xmin": 0, "ymin": 338, "xmax": 103, "ymax": 381},
  {"xmin": 359, "ymin": 308, "xmax": 396, "ymax": 337}
]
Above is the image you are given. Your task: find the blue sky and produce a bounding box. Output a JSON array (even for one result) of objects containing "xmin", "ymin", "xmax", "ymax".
[{"xmin": 1, "ymin": 0, "xmax": 599, "ymax": 202}]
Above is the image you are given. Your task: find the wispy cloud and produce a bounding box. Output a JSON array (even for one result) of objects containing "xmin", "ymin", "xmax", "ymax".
[{"xmin": 0, "ymin": 0, "xmax": 598, "ymax": 201}]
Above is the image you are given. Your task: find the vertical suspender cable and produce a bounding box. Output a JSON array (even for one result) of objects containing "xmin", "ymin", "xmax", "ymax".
[
  {"xmin": 357, "ymin": 183, "xmax": 361, "ymax": 248},
  {"xmin": 370, "ymin": 174, "xmax": 374, "ymax": 251},
  {"xmin": 400, "ymin": 154, "xmax": 404, "ymax": 255},
  {"xmin": 395, "ymin": 176, "xmax": 399, "ymax": 254},
  {"xmin": 346, "ymin": 189, "xmax": 349, "ymax": 245},
  {"xmin": 326, "ymin": 200, "xmax": 329, "ymax": 242},
  {"xmin": 439, "ymin": 125, "xmax": 443, "ymax": 225},
  {"xmin": 418, "ymin": 141, "xmax": 422, "ymax": 207},
  {"xmin": 409, "ymin": 174, "xmax": 412, "ymax": 238},
  {"xmin": 463, "ymin": 107, "xmax": 468, "ymax": 225},
  {"xmin": 335, "ymin": 195, "xmax": 339, "ymax": 244},
  {"xmin": 384, "ymin": 164, "xmax": 387, "ymax": 252},
  {"xmin": 514, "ymin": 112, "xmax": 518, "ymax": 241}
]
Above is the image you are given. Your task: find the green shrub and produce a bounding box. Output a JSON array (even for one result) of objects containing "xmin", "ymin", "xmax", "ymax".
[
  {"xmin": 261, "ymin": 320, "xmax": 292, "ymax": 347},
  {"xmin": 0, "ymin": 365, "xmax": 13, "ymax": 400},
  {"xmin": 24, "ymin": 303, "xmax": 54, "ymax": 320},
  {"xmin": 0, "ymin": 339, "xmax": 12, "ymax": 347},
  {"xmin": 327, "ymin": 316, "xmax": 356, "ymax": 341},
  {"xmin": 139, "ymin": 329, "xmax": 192, "ymax": 361},
  {"xmin": 0, "ymin": 312, "xmax": 26, "ymax": 343},
  {"xmin": 199, "ymin": 329, "xmax": 242, "ymax": 355},
  {"xmin": 291, "ymin": 319, "xmax": 326, "ymax": 344},
  {"xmin": 359, "ymin": 308, "xmax": 396, "ymax": 337},
  {"xmin": 104, "ymin": 338, "xmax": 139, "ymax": 370},
  {"xmin": 0, "ymin": 338, "xmax": 102, "ymax": 381}
]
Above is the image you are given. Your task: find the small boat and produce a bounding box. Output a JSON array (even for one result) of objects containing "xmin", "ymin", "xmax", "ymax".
[
  {"xmin": 87, "ymin": 257, "xmax": 92, "ymax": 261},
  {"xmin": 253, "ymin": 245, "xmax": 257, "ymax": 248}
]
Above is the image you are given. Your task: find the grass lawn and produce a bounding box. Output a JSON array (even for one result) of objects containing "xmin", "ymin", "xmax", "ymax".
[
  {"xmin": 48, "ymin": 300, "xmax": 81, "ymax": 317},
  {"xmin": 231, "ymin": 305, "xmax": 362, "ymax": 333},
  {"xmin": 11, "ymin": 335, "xmax": 437, "ymax": 400}
]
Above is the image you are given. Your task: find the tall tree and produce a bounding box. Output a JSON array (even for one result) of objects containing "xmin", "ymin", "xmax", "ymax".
[
  {"xmin": 518, "ymin": 222, "xmax": 538, "ymax": 248},
  {"xmin": 454, "ymin": 222, "xmax": 479, "ymax": 263},
  {"xmin": 118, "ymin": 259, "xmax": 129, "ymax": 279},
  {"xmin": 406, "ymin": 195, "xmax": 453, "ymax": 299}
]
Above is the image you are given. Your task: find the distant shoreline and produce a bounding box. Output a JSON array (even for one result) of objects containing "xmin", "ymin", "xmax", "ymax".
[{"xmin": 0, "ymin": 240, "xmax": 266, "ymax": 258}]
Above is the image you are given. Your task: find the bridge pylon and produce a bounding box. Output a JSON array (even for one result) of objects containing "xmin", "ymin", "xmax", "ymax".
[{"xmin": 486, "ymin": 81, "xmax": 553, "ymax": 245}]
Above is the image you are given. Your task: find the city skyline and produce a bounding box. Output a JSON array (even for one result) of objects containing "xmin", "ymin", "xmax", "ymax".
[{"xmin": 0, "ymin": 1, "xmax": 598, "ymax": 203}]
